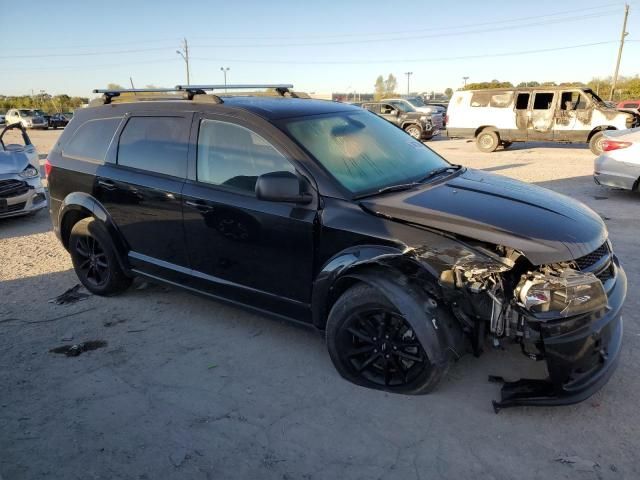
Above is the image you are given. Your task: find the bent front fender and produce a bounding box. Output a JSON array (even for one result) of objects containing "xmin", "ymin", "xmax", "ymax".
[{"xmin": 345, "ymin": 271, "xmax": 464, "ymax": 369}]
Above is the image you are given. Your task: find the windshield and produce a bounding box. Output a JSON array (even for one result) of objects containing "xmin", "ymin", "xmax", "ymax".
[
  {"xmin": 406, "ymin": 97, "xmax": 426, "ymax": 107},
  {"xmin": 389, "ymin": 100, "xmax": 415, "ymax": 112},
  {"xmin": 584, "ymin": 90, "xmax": 607, "ymax": 108},
  {"xmin": 19, "ymin": 109, "xmax": 32, "ymax": 116},
  {"xmin": 280, "ymin": 111, "xmax": 449, "ymax": 195}
]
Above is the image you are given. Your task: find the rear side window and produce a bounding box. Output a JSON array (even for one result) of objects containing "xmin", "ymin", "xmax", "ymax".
[
  {"xmin": 515, "ymin": 93, "xmax": 530, "ymax": 109},
  {"xmin": 622, "ymin": 102, "xmax": 638, "ymax": 108},
  {"xmin": 533, "ymin": 93, "xmax": 554, "ymax": 110},
  {"xmin": 64, "ymin": 117, "xmax": 121, "ymax": 162},
  {"xmin": 117, "ymin": 117, "xmax": 187, "ymax": 178},
  {"xmin": 197, "ymin": 119, "xmax": 295, "ymax": 194},
  {"xmin": 489, "ymin": 92, "xmax": 513, "ymax": 108}
]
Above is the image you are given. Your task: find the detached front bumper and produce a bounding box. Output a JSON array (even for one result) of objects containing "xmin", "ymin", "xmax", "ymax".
[{"xmin": 493, "ymin": 259, "xmax": 626, "ymax": 412}]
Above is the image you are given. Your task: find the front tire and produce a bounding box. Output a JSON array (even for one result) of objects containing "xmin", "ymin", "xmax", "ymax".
[
  {"xmin": 476, "ymin": 130, "xmax": 499, "ymax": 152},
  {"xmin": 404, "ymin": 124, "xmax": 423, "ymax": 140},
  {"xmin": 326, "ymin": 283, "xmax": 442, "ymax": 394},
  {"xmin": 589, "ymin": 131, "xmax": 606, "ymax": 155},
  {"xmin": 69, "ymin": 217, "xmax": 132, "ymax": 296}
]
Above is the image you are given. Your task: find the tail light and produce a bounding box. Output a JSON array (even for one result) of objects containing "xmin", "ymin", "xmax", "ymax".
[
  {"xmin": 602, "ymin": 139, "xmax": 632, "ymax": 152},
  {"xmin": 44, "ymin": 158, "xmax": 52, "ymax": 177}
]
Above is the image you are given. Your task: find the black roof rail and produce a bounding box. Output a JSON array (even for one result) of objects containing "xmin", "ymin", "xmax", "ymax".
[
  {"xmin": 91, "ymin": 87, "xmax": 221, "ymax": 105},
  {"xmin": 175, "ymin": 84, "xmax": 299, "ymax": 98}
]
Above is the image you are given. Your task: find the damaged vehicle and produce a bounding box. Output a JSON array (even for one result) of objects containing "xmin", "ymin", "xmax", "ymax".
[
  {"xmin": 47, "ymin": 85, "xmax": 626, "ymax": 411},
  {"xmin": 0, "ymin": 123, "xmax": 47, "ymax": 218},
  {"xmin": 447, "ymin": 87, "xmax": 640, "ymax": 154}
]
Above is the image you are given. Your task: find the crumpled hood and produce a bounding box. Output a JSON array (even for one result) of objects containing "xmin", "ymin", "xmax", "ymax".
[
  {"xmin": 0, "ymin": 148, "xmax": 37, "ymax": 175},
  {"xmin": 360, "ymin": 168, "xmax": 607, "ymax": 265}
]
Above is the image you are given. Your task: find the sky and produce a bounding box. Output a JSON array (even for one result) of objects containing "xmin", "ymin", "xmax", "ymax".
[{"xmin": 1, "ymin": 0, "xmax": 639, "ymax": 98}]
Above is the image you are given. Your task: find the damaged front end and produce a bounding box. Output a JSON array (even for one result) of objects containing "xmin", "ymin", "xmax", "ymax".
[{"xmin": 417, "ymin": 240, "xmax": 626, "ymax": 412}]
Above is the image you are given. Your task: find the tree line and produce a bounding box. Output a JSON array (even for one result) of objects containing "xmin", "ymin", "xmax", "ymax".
[
  {"xmin": 0, "ymin": 93, "xmax": 89, "ymax": 114},
  {"xmin": 463, "ymin": 76, "xmax": 640, "ymax": 100}
]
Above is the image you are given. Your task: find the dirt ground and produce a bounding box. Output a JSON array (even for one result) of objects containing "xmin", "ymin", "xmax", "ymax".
[{"xmin": 1, "ymin": 130, "xmax": 639, "ymax": 480}]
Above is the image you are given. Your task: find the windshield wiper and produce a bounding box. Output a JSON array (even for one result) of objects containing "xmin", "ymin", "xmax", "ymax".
[
  {"xmin": 419, "ymin": 164, "xmax": 462, "ymax": 182},
  {"xmin": 354, "ymin": 182, "xmax": 422, "ymax": 199}
]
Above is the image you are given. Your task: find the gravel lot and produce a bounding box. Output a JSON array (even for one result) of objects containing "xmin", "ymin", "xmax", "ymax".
[{"xmin": 1, "ymin": 129, "xmax": 638, "ymax": 479}]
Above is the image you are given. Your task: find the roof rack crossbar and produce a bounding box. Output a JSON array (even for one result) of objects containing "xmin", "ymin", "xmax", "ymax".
[{"xmin": 175, "ymin": 84, "xmax": 298, "ymax": 97}]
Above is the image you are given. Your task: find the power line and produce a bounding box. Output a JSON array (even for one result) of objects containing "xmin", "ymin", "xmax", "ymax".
[
  {"xmin": 191, "ymin": 40, "xmax": 620, "ymax": 65},
  {"xmin": 190, "ymin": 12, "xmax": 619, "ymax": 49},
  {"xmin": 1, "ymin": 6, "xmax": 624, "ymax": 58}
]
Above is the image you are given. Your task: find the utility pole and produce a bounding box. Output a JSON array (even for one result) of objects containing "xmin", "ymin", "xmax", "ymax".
[
  {"xmin": 220, "ymin": 67, "xmax": 230, "ymax": 93},
  {"xmin": 462, "ymin": 76, "xmax": 469, "ymax": 88},
  {"xmin": 176, "ymin": 38, "xmax": 191, "ymax": 85},
  {"xmin": 609, "ymin": 4, "xmax": 629, "ymax": 101},
  {"xmin": 405, "ymin": 72, "xmax": 413, "ymax": 96}
]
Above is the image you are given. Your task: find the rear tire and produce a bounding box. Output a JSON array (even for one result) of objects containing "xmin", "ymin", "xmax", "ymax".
[
  {"xmin": 68, "ymin": 217, "xmax": 132, "ymax": 296},
  {"xmin": 476, "ymin": 130, "xmax": 499, "ymax": 152},
  {"xmin": 326, "ymin": 283, "xmax": 442, "ymax": 395},
  {"xmin": 589, "ymin": 131, "xmax": 606, "ymax": 155}
]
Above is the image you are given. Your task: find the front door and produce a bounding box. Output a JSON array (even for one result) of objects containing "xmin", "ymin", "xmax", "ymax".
[
  {"xmin": 528, "ymin": 91, "xmax": 556, "ymax": 141},
  {"xmin": 95, "ymin": 114, "xmax": 191, "ymax": 276},
  {"xmin": 554, "ymin": 90, "xmax": 590, "ymax": 142},
  {"xmin": 181, "ymin": 115, "xmax": 317, "ymax": 318}
]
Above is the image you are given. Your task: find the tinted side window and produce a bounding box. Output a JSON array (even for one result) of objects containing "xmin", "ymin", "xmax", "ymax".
[
  {"xmin": 117, "ymin": 117, "xmax": 187, "ymax": 178},
  {"xmin": 533, "ymin": 93, "xmax": 554, "ymax": 110},
  {"xmin": 197, "ymin": 119, "xmax": 295, "ymax": 194},
  {"xmin": 64, "ymin": 117, "xmax": 122, "ymax": 162}
]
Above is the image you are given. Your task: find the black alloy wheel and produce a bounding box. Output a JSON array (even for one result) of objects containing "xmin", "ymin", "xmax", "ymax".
[
  {"xmin": 326, "ymin": 284, "xmax": 441, "ymax": 394},
  {"xmin": 74, "ymin": 235, "xmax": 110, "ymax": 288},
  {"xmin": 338, "ymin": 308, "xmax": 428, "ymax": 388}
]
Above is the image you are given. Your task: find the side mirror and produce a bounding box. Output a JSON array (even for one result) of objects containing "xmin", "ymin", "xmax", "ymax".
[{"xmin": 255, "ymin": 171, "xmax": 312, "ymax": 204}]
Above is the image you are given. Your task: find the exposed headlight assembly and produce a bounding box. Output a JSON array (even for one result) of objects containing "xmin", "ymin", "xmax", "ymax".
[
  {"xmin": 516, "ymin": 269, "xmax": 607, "ymax": 318},
  {"xmin": 19, "ymin": 165, "xmax": 39, "ymax": 178}
]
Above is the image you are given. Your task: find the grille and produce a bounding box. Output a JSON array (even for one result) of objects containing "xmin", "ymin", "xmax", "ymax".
[
  {"xmin": 574, "ymin": 243, "xmax": 609, "ymax": 270},
  {"xmin": 5, "ymin": 202, "xmax": 26, "ymax": 213},
  {"xmin": 0, "ymin": 179, "xmax": 29, "ymax": 198}
]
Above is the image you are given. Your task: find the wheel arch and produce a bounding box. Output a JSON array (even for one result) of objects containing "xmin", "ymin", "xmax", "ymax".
[
  {"xmin": 401, "ymin": 121, "xmax": 421, "ymax": 130},
  {"xmin": 58, "ymin": 192, "xmax": 131, "ymax": 273},
  {"xmin": 474, "ymin": 125, "xmax": 499, "ymax": 137},
  {"xmin": 588, "ymin": 125, "xmax": 616, "ymax": 141}
]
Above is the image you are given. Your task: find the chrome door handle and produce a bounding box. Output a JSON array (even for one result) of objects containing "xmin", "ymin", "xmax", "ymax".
[
  {"xmin": 185, "ymin": 200, "xmax": 214, "ymax": 212},
  {"xmin": 97, "ymin": 179, "xmax": 116, "ymax": 190}
]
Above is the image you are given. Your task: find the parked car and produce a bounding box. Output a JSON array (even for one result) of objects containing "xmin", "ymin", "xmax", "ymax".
[
  {"xmin": 0, "ymin": 112, "xmax": 6, "ymax": 124},
  {"xmin": 62, "ymin": 112, "xmax": 74, "ymax": 121},
  {"xmin": 385, "ymin": 97, "xmax": 446, "ymax": 130},
  {"xmin": 359, "ymin": 100, "xmax": 440, "ymax": 140},
  {"xmin": 47, "ymin": 85, "xmax": 626, "ymax": 410},
  {"xmin": 447, "ymin": 87, "xmax": 640, "ymax": 154},
  {"xmin": 594, "ymin": 127, "xmax": 640, "ymax": 191},
  {"xmin": 48, "ymin": 113, "xmax": 70, "ymax": 129},
  {"xmin": 4, "ymin": 108, "xmax": 48, "ymax": 129},
  {"xmin": 617, "ymin": 100, "xmax": 640, "ymax": 115},
  {"xmin": 0, "ymin": 123, "xmax": 47, "ymax": 218},
  {"xmin": 32, "ymin": 109, "xmax": 51, "ymax": 129}
]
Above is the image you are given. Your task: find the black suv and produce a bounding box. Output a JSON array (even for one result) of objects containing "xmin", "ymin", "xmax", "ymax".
[
  {"xmin": 359, "ymin": 100, "xmax": 439, "ymax": 140},
  {"xmin": 47, "ymin": 85, "xmax": 626, "ymax": 410}
]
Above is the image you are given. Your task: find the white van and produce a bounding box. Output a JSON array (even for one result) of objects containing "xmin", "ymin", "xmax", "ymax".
[{"xmin": 447, "ymin": 87, "xmax": 639, "ymax": 154}]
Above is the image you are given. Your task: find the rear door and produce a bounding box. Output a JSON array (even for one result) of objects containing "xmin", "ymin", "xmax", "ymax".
[
  {"xmin": 529, "ymin": 91, "xmax": 556, "ymax": 141},
  {"xmin": 554, "ymin": 90, "xmax": 590, "ymax": 141},
  {"xmin": 95, "ymin": 113, "xmax": 191, "ymax": 278}
]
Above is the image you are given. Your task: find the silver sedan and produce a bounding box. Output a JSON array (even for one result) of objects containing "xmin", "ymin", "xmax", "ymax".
[{"xmin": 594, "ymin": 127, "xmax": 640, "ymax": 191}]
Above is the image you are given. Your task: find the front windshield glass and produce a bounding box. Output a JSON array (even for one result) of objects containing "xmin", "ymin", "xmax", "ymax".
[
  {"xmin": 406, "ymin": 97, "xmax": 426, "ymax": 107},
  {"xmin": 389, "ymin": 100, "xmax": 415, "ymax": 112},
  {"xmin": 281, "ymin": 111, "xmax": 449, "ymax": 195},
  {"xmin": 19, "ymin": 109, "xmax": 31, "ymax": 116},
  {"xmin": 585, "ymin": 90, "xmax": 607, "ymax": 108}
]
